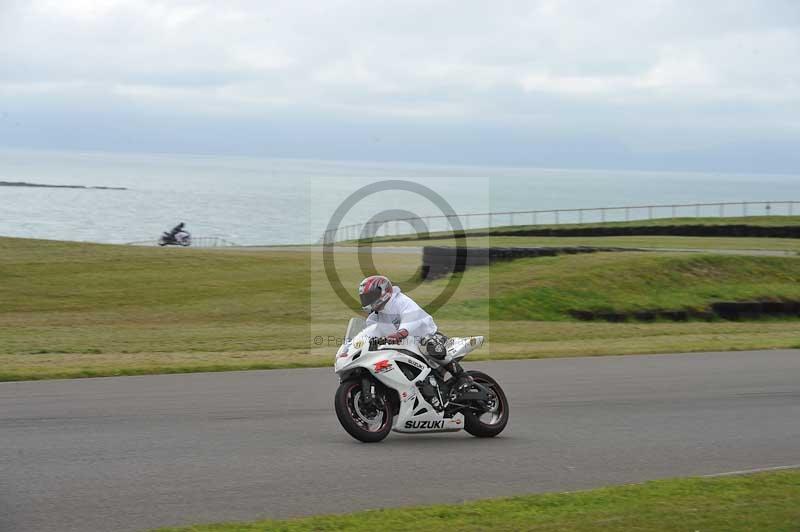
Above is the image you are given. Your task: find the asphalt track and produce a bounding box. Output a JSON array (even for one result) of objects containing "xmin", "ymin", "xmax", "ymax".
[{"xmin": 2, "ymin": 350, "xmax": 799, "ymax": 532}]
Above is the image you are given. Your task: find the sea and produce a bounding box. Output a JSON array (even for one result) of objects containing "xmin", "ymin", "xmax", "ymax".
[{"xmin": 1, "ymin": 148, "xmax": 799, "ymax": 246}]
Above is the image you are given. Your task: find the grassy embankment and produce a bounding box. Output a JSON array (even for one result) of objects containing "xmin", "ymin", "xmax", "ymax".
[
  {"xmin": 3, "ymin": 235, "xmax": 800, "ymax": 381},
  {"xmin": 439, "ymin": 252, "xmax": 800, "ymax": 321},
  {"xmin": 2, "ymin": 235, "xmax": 800, "ymax": 381},
  {"xmin": 153, "ymin": 470, "xmax": 800, "ymax": 532}
]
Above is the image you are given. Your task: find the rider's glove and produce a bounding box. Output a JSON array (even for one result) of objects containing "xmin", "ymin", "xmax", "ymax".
[{"xmin": 386, "ymin": 329, "xmax": 409, "ymax": 345}]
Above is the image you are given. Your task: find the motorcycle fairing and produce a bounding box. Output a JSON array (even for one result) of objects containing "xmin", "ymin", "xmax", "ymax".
[{"xmin": 335, "ymin": 339, "xmax": 465, "ymax": 434}]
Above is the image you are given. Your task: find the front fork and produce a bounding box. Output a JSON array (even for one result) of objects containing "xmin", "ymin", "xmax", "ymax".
[
  {"xmin": 360, "ymin": 375, "xmax": 386, "ymax": 417},
  {"xmin": 361, "ymin": 376, "xmax": 375, "ymax": 404}
]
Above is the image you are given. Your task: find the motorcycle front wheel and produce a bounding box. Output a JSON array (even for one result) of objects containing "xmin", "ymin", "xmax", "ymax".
[
  {"xmin": 335, "ymin": 379, "xmax": 393, "ymax": 443},
  {"xmin": 463, "ymin": 371, "xmax": 509, "ymax": 438}
]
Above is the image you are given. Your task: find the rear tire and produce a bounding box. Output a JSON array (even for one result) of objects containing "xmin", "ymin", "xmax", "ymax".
[
  {"xmin": 463, "ymin": 371, "xmax": 509, "ymax": 438},
  {"xmin": 335, "ymin": 379, "xmax": 393, "ymax": 443}
]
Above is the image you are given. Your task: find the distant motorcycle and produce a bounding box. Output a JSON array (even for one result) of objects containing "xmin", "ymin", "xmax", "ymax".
[{"xmin": 158, "ymin": 230, "xmax": 192, "ymax": 247}]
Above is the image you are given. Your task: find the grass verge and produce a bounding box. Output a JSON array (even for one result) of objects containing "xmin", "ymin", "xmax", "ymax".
[
  {"xmin": 5, "ymin": 320, "xmax": 800, "ymax": 381},
  {"xmin": 2, "ymin": 237, "xmax": 800, "ymax": 381},
  {"xmin": 152, "ymin": 469, "xmax": 800, "ymax": 531}
]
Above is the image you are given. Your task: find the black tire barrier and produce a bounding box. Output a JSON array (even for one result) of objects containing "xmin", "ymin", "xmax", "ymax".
[
  {"xmin": 384, "ymin": 223, "xmax": 800, "ymax": 244},
  {"xmin": 420, "ymin": 246, "xmax": 637, "ymax": 280},
  {"xmin": 490, "ymin": 224, "xmax": 800, "ymax": 238},
  {"xmin": 570, "ymin": 300, "xmax": 800, "ymax": 322}
]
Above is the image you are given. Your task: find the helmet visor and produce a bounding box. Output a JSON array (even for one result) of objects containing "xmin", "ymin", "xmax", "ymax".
[{"xmin": 360, "ymin": 289, "xmax": 381, "ymax": 310}]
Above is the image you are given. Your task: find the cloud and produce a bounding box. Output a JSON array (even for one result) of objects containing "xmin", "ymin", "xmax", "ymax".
[{"xmin": 0, "ymin": 0, "xmax": 798, "ymax": 171}]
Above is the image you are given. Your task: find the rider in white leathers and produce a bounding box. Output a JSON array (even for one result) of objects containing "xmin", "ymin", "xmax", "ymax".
[
  {"xmin": 358, "ymin": 275, "xmax": 447, "ymax": 358},
  {"xmin": 365, "ymin": 286, "xmax": 437, "ymax": 344}
]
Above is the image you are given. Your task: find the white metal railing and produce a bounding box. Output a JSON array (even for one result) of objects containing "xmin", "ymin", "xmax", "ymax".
[{"xmin": 323, "ymin": 200, "xmax": 800, "ymax": 243}]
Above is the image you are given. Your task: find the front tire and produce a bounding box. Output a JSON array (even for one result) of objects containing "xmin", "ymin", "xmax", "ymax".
[
  {"xmin": 335, "ymin": 379, "xmax": 393, "ymax": 443},
  {"xmin": 463, "ymin": 371, "xmax": 509, "ymax": 438}
]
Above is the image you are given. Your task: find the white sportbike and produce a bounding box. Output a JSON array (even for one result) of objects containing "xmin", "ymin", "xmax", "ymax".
[{"xmin": 334, "ymin": 318, "xmax": 509, "ymax": 443}]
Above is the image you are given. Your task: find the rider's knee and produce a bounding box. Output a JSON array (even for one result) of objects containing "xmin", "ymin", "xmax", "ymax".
[{"xmin": 422, "ymin": 332, "xmax": 448, "ymax": 359}]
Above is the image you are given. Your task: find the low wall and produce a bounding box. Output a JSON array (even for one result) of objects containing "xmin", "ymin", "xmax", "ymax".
[
  {"xmin": 489, "ymin": 224, "xmax": 800, "ymax": 238},
  {"xmin": 570, "ymin": 300, "xmax": 800, "ymax": 322},
  {"xmin": 450, "ymin": 224, "xmax": 800, "ymax": 240},
  {"xmin": 420, "ymin": 245, "xmax": 637, "ymax": 280},
  {"xmin": 385, "ymin": 224, "xmax": 800, "ymax": 245}
]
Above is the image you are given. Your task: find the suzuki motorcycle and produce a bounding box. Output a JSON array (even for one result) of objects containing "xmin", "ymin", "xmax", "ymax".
[
  {"xmin": 334, "ymin": 318, "xmax": 509, "ymax": 443},
  {"xmin": 158, "ymin": 231, "xmax": 192, "ymax": 247}
]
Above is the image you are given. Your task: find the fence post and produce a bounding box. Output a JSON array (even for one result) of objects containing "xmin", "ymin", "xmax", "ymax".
[
  {"xmin": 579, "ymin": 209, "xmax": 583, "ymax": 224},
  {"xmin": 601, "ymin": 208, "xmax": 606, "ymax": 223},
  {"xmin": 625, "ymin": 207, "xmax": 630, "ymax": 221},
  {"xmin": 695, "ymin": 204, "xmax": 700, "ymax": 218},
  {"xmin": 555, "ymin": 211, "xmax": 560, "ymax": 225},
  {"xmin": 742, "ymin": 202, "xmax": 747, "ymax": 217}
]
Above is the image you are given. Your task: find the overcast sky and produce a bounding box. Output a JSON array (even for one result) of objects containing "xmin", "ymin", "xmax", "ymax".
[{"xmin": 1, "ymin": 0, "xmax": 798, "ymax": 172}]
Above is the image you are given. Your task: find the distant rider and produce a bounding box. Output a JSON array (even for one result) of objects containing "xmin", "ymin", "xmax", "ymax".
[
  {"xmin": 167, "ymin": 222, "xmax": 186, "ymax": 239},
  {"xmin": 358, "ymin": 275, "xmax": 448, "ymax": 360}
]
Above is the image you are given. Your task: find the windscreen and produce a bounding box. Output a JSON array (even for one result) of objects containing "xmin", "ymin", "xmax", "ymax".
[{"xmin": 345, "ymin": 317, "xmax": 367, "ymax": 343}]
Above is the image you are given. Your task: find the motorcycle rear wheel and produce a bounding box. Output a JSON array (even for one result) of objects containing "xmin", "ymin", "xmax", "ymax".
[
  {"xmin": 463, "ymin": 371, "xmax": 509, "ymax": 438},
  {"xmin": 335, "ymin": 379, "xmax": 393, "ymax": 443}
]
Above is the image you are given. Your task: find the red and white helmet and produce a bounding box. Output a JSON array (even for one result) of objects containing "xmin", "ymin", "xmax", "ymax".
[{"xmin": 359, "ymin": 275, "xmax": 393, "ymax": 313}]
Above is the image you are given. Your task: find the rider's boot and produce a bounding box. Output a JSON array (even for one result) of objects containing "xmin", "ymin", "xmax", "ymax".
[{"xmin": 446, "ymin": 361, "xmax": 474, "ymax": 394}]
